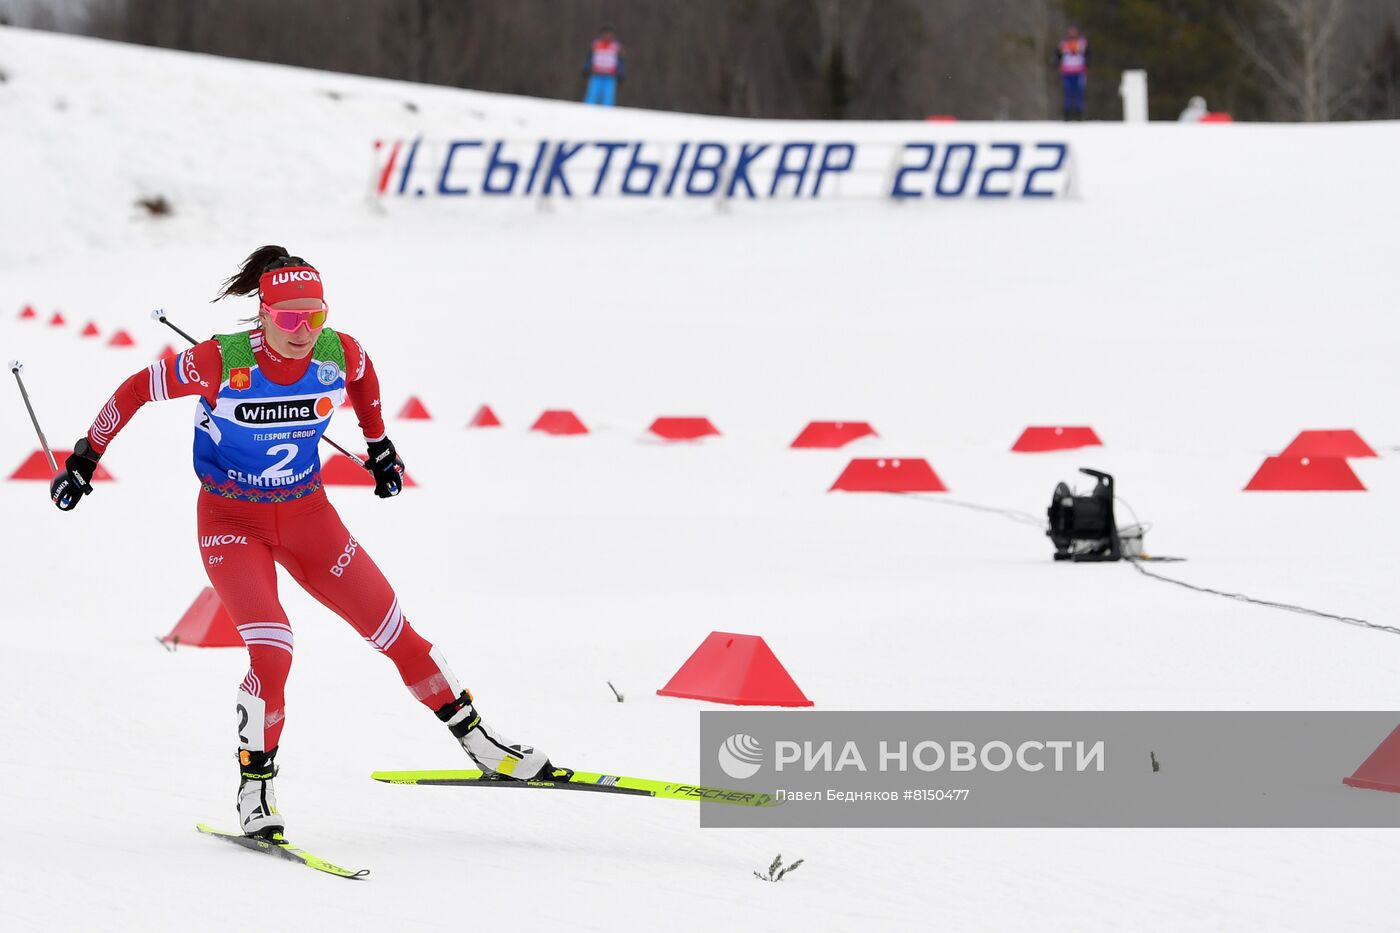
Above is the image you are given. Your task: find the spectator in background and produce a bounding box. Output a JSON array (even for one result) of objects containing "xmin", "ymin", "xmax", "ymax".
[
  {"xmin": 1179, "ymin": 95, "xmax": 1208, "ymax": 122},
  {"xmin": 583, "ymin": 25, "xmax": 625, "ymax": 107},
  {"xmin": 1056, "ymin": 25, "xmax": 1089, "ymax": 121}
]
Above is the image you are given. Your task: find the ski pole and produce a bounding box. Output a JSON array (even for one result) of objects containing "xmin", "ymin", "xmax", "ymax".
[
  {"xmin": 151, "ymin": 307, "xmax": 199, "ymax": 346},
  {"xmin": 150, "ymin": 309, "xmax": 371, "ymax": 471},
  {"xmin": 313, "ymin": 430, "xmax": 367, "ymax": 468},
  {"xmin": 9, "ymin": 360, "xmax": 59, "ymax": 472}
]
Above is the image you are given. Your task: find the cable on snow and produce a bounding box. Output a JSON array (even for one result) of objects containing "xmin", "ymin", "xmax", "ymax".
[{"xmin": 901, "ymin": 492, "xmax": 1399, "ymax": 639}]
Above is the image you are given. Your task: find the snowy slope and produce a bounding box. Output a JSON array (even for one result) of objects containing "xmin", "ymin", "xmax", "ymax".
[{"xmin": 3, "ymin": 25, "xmax": 1400, "ymax": 932}]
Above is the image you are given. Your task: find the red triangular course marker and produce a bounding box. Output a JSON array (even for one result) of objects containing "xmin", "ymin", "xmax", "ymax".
[
  {"xmin": 468, "ymin": 405, "xmax": 502, "ymax": 428},
  {"xmin": 107, "ymin": 329, "xmax": 136, "ymax": 347},
  {"xmin": 657, "ymin": 632, "xmax": 812, "ymax": 706},
  {"xmin": 1280, "ymin": 430, "xmax": 1377, "ymax": 459},
  {"xmin": 8, "ymin": 450, "xmax": 116, "ymax": 481},
  {"xmin": 649, "ymin": 416, "xmax": 719, "ymax": 441},
  {"xmin": 1243, "ymin": 456, "xmax": 1365, "ymax": 491},
  {"xmin": 398, "ymin": 396, "xmax": 431, "ymax": 420},
  {"xmin": 531, "ymin": 410, "xmax": 588, "ymax": 435},
  {"xmin": 320, "ymin": 453, "xmax": 417, "ymax": 487},
  {"xmin": 1344, "ymin": 724, "xmax": 1400, "ymax": 793},
  {"xmin": 19, "ymin": 305, "xmax": 37, "ymax": 320},
  {"xmin": 81, "ymin": 321, "xmax": 101, "ymax": 337},
  {"xmin": 830, "ymin": 457, "xmax": 946, "ymax": 493},
  {"xmin": 49, "ymin": 311, "xmax": 66, "ymax": 327},
  {"xmin": 161, "ymin": 587, "xmax": 243, "ymax": 648},
  {"xmin": 1012, "ymin": 426, "xmax": 1102, "ymax": 452},
  {"xmin": 790, "ymin": 421, "xmax": 877, "ymax": 448},
  {"xmin": 154, "ymin": 344, "xmax": 178, "ymax": 361}
]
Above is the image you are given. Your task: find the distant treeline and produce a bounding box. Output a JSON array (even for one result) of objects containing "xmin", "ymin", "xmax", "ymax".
[{"xmin": 5, "ymin": 0, "xmax": 1399, "ymax": 121}]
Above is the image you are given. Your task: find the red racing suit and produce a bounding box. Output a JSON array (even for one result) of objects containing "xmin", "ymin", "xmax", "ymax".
[{"xmin": 86, "ymin": 330, "xmax": 461, "ymax": 751}]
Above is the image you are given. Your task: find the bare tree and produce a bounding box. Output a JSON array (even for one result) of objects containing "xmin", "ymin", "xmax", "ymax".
[
  {"xmin": 1356, "ymin": 20, "xmax": 1400, "ymax": 119},
  {"xmin": 1225, "ymin": 0, "xmax": 1393, "ymax": 120},
  {"xmin": 1003, "ymin": 0, "xmax": 1056, "ymax": 119}
]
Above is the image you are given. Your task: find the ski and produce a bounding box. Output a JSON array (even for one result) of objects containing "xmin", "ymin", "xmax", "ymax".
[
  {"xmin": 370, "ymin": 768, "xmax": 780, "ymax": 807},
  {"xmin": 196, "ymin": 823, "xmax": 369, "ymax": 879}
]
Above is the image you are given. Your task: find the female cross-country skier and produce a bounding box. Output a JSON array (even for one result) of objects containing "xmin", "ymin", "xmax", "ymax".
[{"xmin": 49, "ymin": 245, "xmax": 568, "ymax": 837}]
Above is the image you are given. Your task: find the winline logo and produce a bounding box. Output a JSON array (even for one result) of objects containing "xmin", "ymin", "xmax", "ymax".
[{"xmin": 235, "ymin": 397, "xmax": 334, "ymax": 424}]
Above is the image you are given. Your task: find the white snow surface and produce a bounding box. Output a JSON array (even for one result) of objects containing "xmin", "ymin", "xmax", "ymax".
[{"xmin": 3, "ymin": 25, "xmax": 1400, "ymax": 933}]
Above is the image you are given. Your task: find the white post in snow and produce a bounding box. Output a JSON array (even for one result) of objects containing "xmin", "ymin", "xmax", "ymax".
[{"xmin": 1119, "ymin": 70, "xmax": 1149, "ymax": 123}]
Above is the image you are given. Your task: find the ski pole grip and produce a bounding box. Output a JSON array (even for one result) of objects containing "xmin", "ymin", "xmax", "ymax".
[{"xmin": 152, "ymin": 309, "xmax": 200, "ymax": 346}]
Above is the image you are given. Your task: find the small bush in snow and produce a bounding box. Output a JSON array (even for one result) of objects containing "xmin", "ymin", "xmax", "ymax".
[
  {"xmin": 754, "ymin": 853, "xmax": 803, "ymax": 882},
  {"xmin": 136, "ymin": 195, "xmax": 173, "ymax": 217}
]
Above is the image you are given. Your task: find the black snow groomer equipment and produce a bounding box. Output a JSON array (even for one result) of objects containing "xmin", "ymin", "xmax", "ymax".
[{"xmin": 1047, "ymin": 468, "xmax": 1121, "ymax": 562}]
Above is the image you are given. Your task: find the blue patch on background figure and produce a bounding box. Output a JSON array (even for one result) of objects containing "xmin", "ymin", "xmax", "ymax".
[
  {"xmin": 1057, "ymin": 24, "xmax": 1089, "ymax": 121},
  {"xmin": 584, "ymin": 24, "xmax": 625, "ymax": 107}
]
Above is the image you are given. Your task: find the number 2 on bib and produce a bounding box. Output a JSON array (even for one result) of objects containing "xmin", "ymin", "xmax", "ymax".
[{"xmin": 262, "ymin": 444, "xmax": 299, "ymax": 479}]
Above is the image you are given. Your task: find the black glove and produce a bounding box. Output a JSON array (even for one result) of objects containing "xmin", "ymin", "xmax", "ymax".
[
  {"xmin": 50, "ymin": 437, "xmax": 100, "ymax": 511},
  {"xmin": 365, "ymin": 437, "xmax": 405, "ymax": 499}
]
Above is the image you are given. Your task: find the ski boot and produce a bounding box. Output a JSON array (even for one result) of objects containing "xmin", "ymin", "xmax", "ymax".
[
  {"xmin": 434, "ymin": 690, "xmax": 569, "ymax": 781},
  {"xmin": 237, "ymin": 747, "xmax": 284, "ymax": 838}
]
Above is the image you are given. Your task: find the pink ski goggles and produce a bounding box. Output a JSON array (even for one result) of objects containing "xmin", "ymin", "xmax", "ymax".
[{"xmin": 261, "ymin": 302, "xmax": 329, "ymax": 333}]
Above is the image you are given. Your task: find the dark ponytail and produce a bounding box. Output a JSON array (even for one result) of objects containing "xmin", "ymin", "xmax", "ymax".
[{"xmin": 214, "ymin": 245, "xmax": 316, "ymax": 301}]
